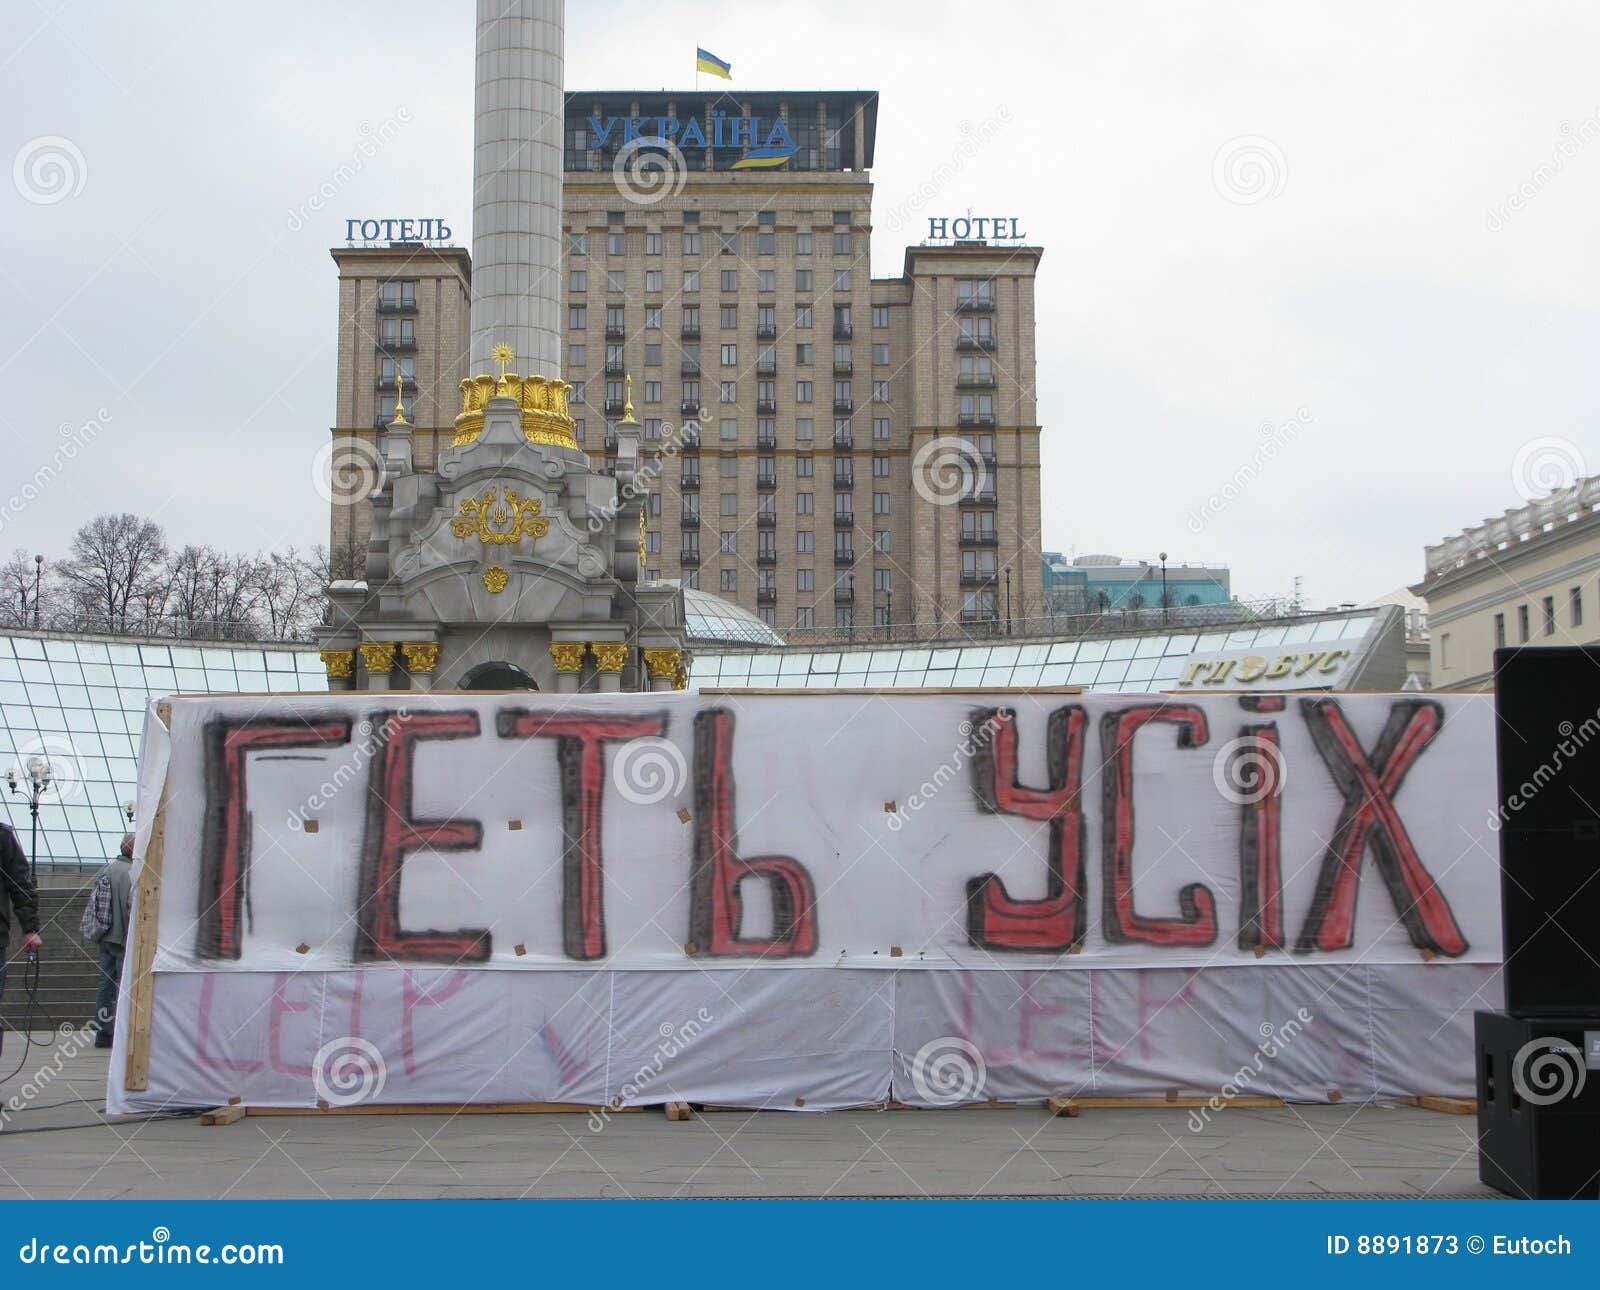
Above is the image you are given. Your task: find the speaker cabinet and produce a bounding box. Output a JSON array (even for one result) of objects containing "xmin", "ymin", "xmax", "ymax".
[
  {"xmin": 1493, "ymin": 646, "xmax": 1600, "ymax": 1016},
  {"xmin": 1475, "ymin": 1011, "xmax": 1600, "ymax": 1199}
]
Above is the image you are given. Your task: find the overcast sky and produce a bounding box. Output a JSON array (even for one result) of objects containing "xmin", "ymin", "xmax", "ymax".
[{"xmin": 2, "ymin": 0, "xmax": 1595, "ymax": 606}]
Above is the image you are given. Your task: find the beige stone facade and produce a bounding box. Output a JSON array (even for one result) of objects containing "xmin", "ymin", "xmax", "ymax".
[
  {"xmin": 1412, "ymin": 477, "xmax": 1600, "ymax": 690},
  {"xmin": 328, "ymin": 91, "xmax": 1043, "ymax": 635}
]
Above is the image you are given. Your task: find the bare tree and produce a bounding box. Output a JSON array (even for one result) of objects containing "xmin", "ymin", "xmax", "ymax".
[
  {"xmin": 255, "ymin": 547, "xmax": 325, "ymax": 640},
  {"xmin": 55, "ymin": 514, "xmax": 170, "ymax": 633},
  {"xmin": 0, "ymin": 549, "xmax": 47, "ymax": 628}
]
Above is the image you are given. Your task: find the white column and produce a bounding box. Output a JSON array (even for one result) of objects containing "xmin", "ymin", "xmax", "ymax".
[{"xmin": 470, "ymin": 0, "xmax": 566, "ymax": 377}]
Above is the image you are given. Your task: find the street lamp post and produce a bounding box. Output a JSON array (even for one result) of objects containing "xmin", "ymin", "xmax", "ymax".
[
  {"xmin": 5, "ymin": 756, "xmax": 54, "ymax": 882},
  {"xmin": 1159, "ymin": 551, "xmax": 1169, "ymax": 623},
  {"xmin": 30, "ymin": 554, "xmax": 43, "ymax": 629},
  {"xmin": 1004, "ymin": 568, "xmax": 1013, "ymax": 636}
]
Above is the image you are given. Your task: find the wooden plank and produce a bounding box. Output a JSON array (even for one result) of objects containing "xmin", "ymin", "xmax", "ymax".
[
  {"xmin": 1411, "ymin": 1095, "xmax": 1476, "ymax": 1116},
  {"xmin": 244, "ymin": 1102, "xmax": 634, "ymax": 1117},
  {"xmin": 663, "ymin": 1100, "xmax": 693, "ymax": 1122},
  {"xmin": 1049, "ymin": 1095, "xmax": 1285, "ymax": 1112},
  {"xmin": 199, "ymin": 1104, "xmax": 247, "ymax": 1127},
  {"xmin": 122, "ymin": 701, "xmax": 172, "ymax": 1093},
  {"xmin": 1046, "ymin": 1096, "xmax": 1080, "ymax": 1118}
]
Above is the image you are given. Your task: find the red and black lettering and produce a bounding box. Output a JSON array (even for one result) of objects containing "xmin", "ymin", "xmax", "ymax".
[
  {"xmin": 197, "ymin": 716, "xmax": 351, "ymax": 960},
  {"xmin": 1100, "ymin": 704, "xmax": 1218, "ymax": 946},
  {"xmin": 1236, "ymin": 722, "xmax": 1286, "ymax": 951},
  {"xmin": 966, "ymin": 706, "xmax": 1089, "ymax": 952},
  {"xmin": 1296, "ymin": 698, "xmax": 1466, "ymax": 956},
  {"xmin": 355, "ymin": 710, "xmax": 488, "ymax": 963},
  {"xmin": 497, "ymin": 709, "xmax": 667, "ymax": 960},
  {"xmin": 689, "ymin": 708, "xmax": 817, "ymax": 957}
]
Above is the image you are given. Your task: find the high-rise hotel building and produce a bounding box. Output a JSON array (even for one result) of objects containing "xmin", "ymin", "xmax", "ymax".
[{"xmin": 329, "ymin": 90, "xmax": 1043, "ymax": 634}]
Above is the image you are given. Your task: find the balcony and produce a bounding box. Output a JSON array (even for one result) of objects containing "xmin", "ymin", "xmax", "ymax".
[
  {"xmin": 680, "ymin": 400, "xmax": 702, "ymax": 417},
  {"xmin": 377, "ymin": 296, "xmax": 418, "ymax": 315},
  {"xmin": 603, "ymin": 400, "xmax": 626, "ymax": 417},
  {"xmin": 834, "ymin": 584, "xmax": 855, "ymax": 601},
  {"xmin": 833, "ymin": 357, "xmax": 853, "ymax": 374},
  {"xmin": 680, "ymin": 324, "xmax": 700, "ymax": 340},
  {"xmin": 833, "ymin": 322, "xmax": 854, "ymax": 339},
  {"xmin": 604, "ymin": 434, "xmax": 619, "ymax": 452},
  {"xmin": 756, "ymin": 323, "xmax": 777, "ymax": 340},
  {"xmin": 757, "ymin": 473, "xmax": 777, "ymax": 491},
  {"xmin": 679, "ymin": 473, "xmax": 700, "ymax": 490},
  {"xmin": 679, "ymin": 434, "xmax": 700, "ymax": 453},
  {"xmin": 832, "ymin": 431, "xmax": 853, "ymax": 449},
  {"xmin": 378, "ymin": 338, "xmax": 417, "ymax": 354},
  {"xmin": 956, "ymin": 373, "xmax": 997, "ymax": 388},
  {"xmin": 757, "ymin": 587, "xmax": 777, "ymax": 604},
  {"xmin": 961, "ymin": 571, "xmax": 999, "ymax": 587},
  {"xmin": 959, "ymin": 611, "xmax": 1001, "ymax": 627},
  {"xmin": 756, "ymin": 433, "xmax": 777, "ymax": 450},
  {"xmin": 956, "ymin": 297, "xmax": 995, "ymax": 313},
  {"xmin": 605, "ymin": 324, "xmax": 627, "ymax": 340},
  {"xmin": 681, "ymin": 513, "xmax": 701, "ymax": 528},
  {"xmin": 756, "ymin": 399, "xmax": 777, "ymax": 416},
  {"xmin": 959, "ymin": 532, "xmax": 999, "ymax": 547},
  {"xmin": 757, "ymin": 512, "xmax": 777, "ymax": 528},
  {"xmin": 605, "ymin": 360, "xmax": 626, "ymax": 376},
  {"xmin": 958, "ymin": 413, "xmax": 996, "ymax": 429},
  {"xmin": 833, "ymin": 512, "xmax": 854, "ymax": 528},
  {"xmin": 833, "ymin": 471, "xmax": 854, "ymax": 488},
  {"xmin": 757, "ymin": 551, "xmax": 777, "ymax": 566},
  {"xmin": 679, "ymin": 550, "xmax": 700, "ymax": 566},
  {"xmin": 833, "ymin": 398, "xmax": 854, "ymax": 414},
  {"xmin": 757, "ymin": 359, "xmax": 777, "ymax": 375},
  {"xmin": 680, "ymin": 361, "xmax": 701, "ymax": 376},
  {"xmin": 959, "ymin": 493, "xmax": 998, "ymax": 507},
  {"xmin": 957, "ymin": 336, "xmax": 997, "ymax": 352}
]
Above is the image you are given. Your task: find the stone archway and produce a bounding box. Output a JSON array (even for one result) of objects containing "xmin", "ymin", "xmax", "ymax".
[{"xmin": 459, "ymin": 661, "xmax": 539, "ymax": 691}]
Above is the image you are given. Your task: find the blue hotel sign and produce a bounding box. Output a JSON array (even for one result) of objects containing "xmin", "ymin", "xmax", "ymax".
[
  {"xmin": 588, "ymin": 114, "xmax": 799, "ymax": 169},
  {"xmin": 928, "ymin": 216, "xmax": 1027, "ymax": 240}
]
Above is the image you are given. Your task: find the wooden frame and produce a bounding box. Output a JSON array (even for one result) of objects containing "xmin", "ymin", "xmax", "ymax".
[{"xmin": 123, "ymin": 701, "xmax": 171, "ymax": 1092}]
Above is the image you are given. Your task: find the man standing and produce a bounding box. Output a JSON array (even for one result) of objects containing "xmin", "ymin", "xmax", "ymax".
[
  {"xmin": 84, "ymin": 834, "xmax": 134, "ymax": 1048},
  {"xmin": 0, "ymin": 820, "xmax": 43, "ymax": 1009}
]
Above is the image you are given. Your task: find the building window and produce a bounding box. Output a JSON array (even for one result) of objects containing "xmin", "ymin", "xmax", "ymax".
[
  {"xmin": 720, "ymin": 269, "xmax": 738, "ymax": 293},
  {"xmin": 758, "ymin": 269, "xmax": 776, "ymax": 292},
  {"xmin": 873, "ymin": 455, "xmax": 890, "ymax": 478},
  {"xmin": 1518, "ymin": 604, "xmax": 1530, "ymax": 643},
  {"xmin": 568, "ymin": 304, "xmax": 587, "ymax": 330},
  {"xmin": 644, "ymin": 380, "xmax": 662, "ymax": 403},
  {"xmin": 721, "ymin": 343, "xmax": 738, "ymax": 367},
  {"xmin": 873, "ymin": 343, "xmax": 889, "ymax": 366},
  {"xmin": 721, "ymin": 569, "xmax": 738, "ymax": 593},
  {"xmin": 796, "ymin": 492, "xmax": 814, "ymax": 515},
  {"xmin": 796, "ymin": 231, "xmax": 812, "ymax": 254},
  {"xmin": 719, "ymin": 454, "xmax": 738, "ymax": 477},
  {"xmin": 605, "ymin": 269, "xmax": 623, "ymax": 292},
  {"xmin": 607, "ymin": 230, "xmax": 625, "ymax": 256},
  {"xmin": 683, "ymin": 570, "xmax": 700, "ymax": 589},
  {"xmin": 721, "ymin": 493, "xmax": 738, "ymax": 516},
  {"xmin": 871, "ymin": 305, "xmax": 890, "ymax": 329},
  {"xmin": 569, "ymin": 344, "xmax": 586, "ymax": 368},
  {"xmin": 683, "ymin": 269, "xmax": 700, "ymax": 292},
  {"xmin": 1439, "ymin": 632, "xmax": 1449, "ymax": 669},
  {"xmin": 720, "ymin": 531, "xmax": 737, "ymax": 555},
  {"xmin": 835, "ymin": 606, "xmax": 854, "ymax": 629},
  {"xmin": 796, "ymin": 455, "xmax": 813, "ymax": 478},
  {"xmin": 645, "ymin": 232, "xmax": 662, "ymax": 255},
  {"xmin": 645, "ymin": 269, "xmax": 662, "ymax": 293},
  {"xmin": 834, "ymin": 269, "xmax": 852, "ymax": 292},
  {"xmin": 719, "ymin": 417, "xmax": 738, "ymax": 440},
  {"xmin": 796, "ymin": 343, "xmax": 813, "ymax": 365},
  {"xmin": 872, "ymin": 380, "xmax": 890, "ymax": 403},
  {"xmin": 796, "ymin": 380, "xmax": 813, "ymax": 403},
  {"xmin": 874, "ymin": 567, "xmax": 891, "ymax": 590},
  {"xmin": 1494, "ymin": 613, "xmax": 1506, "ymax": 649},
  {"xmin": 874, "ymin": 492, "xmax": 890, "ymax": 515},
  {"xmin": 796, "ymin": 607, "xmax": 814, "ymax": 629},
  {"xmin": 380, "ymin": 318, "xmax": 415, "ymax": 346},
  {"xmin": 644, "ymin": 305, "xmax": 662, "ymax": 330},
  {"xmin": 569, "ymin": 269, "xmax": 587, "ymax": 293},
  {"xmin": 872, "ymin": 417, "xmax": 890, "ymax": 441},
  {"xmin": 720, "ymin": 381, "xmax": 737, "ymax": 402},
  {"xmin": 643, "ymin": 416, "xmax": 661, "ymax": 440},
  {"xmin": 1572, "ymin": 586, "xmax": 1584, "ymax": 627},
  {"xmin": 1543, "ymin": 595, "xmax": 1556, "ymax": 636},
  {"xmin": 796, "ymin": 269, "xmax": 813, "ymax": 293},
  {"xmin": 379, "ymin": 356, "xmax": 415, "ymax": 383},
  {"xmin": 567, "ymin": 232, "xmax": 588, "ymax": 255},
  {"xmin": 796, "ymin": 305, "xmax": 813, "ymax": 329},
  {"xmin": 874, "ymin": 532, "xmax": 890, "ymax": 555},
  {"xmin": 797, "ymin": 568, "xmax": 814, "ymax": 592},
  {"xmin": 797, "ymin": 530, "xmax": 814, "ymax": 554},
  {"xmin": 796, "ymin": 417, "xmax": 813, "ymax": 441}
]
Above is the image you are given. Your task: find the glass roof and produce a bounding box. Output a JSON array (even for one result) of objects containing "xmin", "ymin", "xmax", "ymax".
[{"xmin": 678, "ymin": 584, "xmax": 787, "ymax": 646}]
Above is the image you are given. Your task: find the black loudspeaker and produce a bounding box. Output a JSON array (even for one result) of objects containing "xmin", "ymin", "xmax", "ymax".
[
  {"xmin": 1493, "ymin": 646, "xmax": 1600, "ymax": 1016},
  {"xmin": 1475, "ymin": 1011, "xmax": 1600, "ymax": 1199}
]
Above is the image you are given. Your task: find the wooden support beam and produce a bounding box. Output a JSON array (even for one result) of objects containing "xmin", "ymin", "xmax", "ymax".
[
  {"xmin": 1410, "ymin": 1095, "xmax": 1476, "ymax": 1116},
  {"xmin": 663, "ymin": 1100, "xmax": 692, "ymax": 1121},
  {"xmin": 243, "ymin": 1102, "xmax": 634, "ymax": 1117},
  {"xmin": 122, "ymin": 701, "xmax": 171, "ymax": 1093},
  {"xmin": 199, "ymin": 1104, "xmax": 247, "ymax": 1127}
]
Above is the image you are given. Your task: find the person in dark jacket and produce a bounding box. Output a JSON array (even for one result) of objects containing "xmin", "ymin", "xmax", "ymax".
[
  {"xmin": 87, "ymin": 834, "xmax": 135, "ymax": 1047},
  {"xmin": 0, "ymin": 820, "xmax": 43, "ymax": 1006}
]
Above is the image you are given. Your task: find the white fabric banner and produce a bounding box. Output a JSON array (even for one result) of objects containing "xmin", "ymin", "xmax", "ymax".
[{"xmin": 136, "ymin": 690, "xmax": 1499, "ymax": 973}]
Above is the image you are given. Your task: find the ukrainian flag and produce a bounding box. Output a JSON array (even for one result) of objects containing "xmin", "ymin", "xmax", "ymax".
[{"xmin": 696, "ymin": 47, "xmax": 732, "ymax": 80}]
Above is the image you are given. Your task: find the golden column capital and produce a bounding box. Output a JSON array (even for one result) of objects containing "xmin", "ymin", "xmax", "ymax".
[
  {"xmin": 550, "ymin": 641, "xmax": 587, "ymax": 673},
  {"xmin": 641, "ymin": 647, "xmax": 681, "ymax": 679},
  {"xmin": 358, "ymin": 641, "xmax": 396, "ymax": 675},
  {"xmin": 318, "ymin": 648, "xmax": 354, "ymax": 680},
  {"xmin": 590, "ymin": 642, "xmax": 628, "ymax": 673},
  {"xmin": 401, "ymin": 642, "xmax": 441, "ymax": 674}
]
